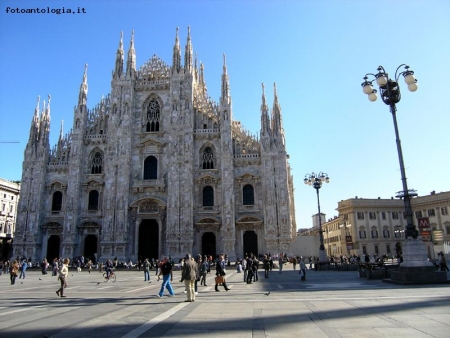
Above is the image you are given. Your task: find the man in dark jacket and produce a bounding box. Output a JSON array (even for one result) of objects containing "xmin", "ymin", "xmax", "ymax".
[{"xmin": 215, "ymin": 254, "xmax": 231, "ymax": 291}]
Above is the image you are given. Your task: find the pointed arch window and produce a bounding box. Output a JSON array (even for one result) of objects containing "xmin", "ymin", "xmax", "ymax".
[
  {"xmin": 144, "ymin": 156, "xmax": 158, "ymax": 180},
  {"xmin": 91, "ymin": 152, "xmax": 103, "ymax": 174},
  {"xmin": 243, "ymin": 184, "xmax": 254, "ymax": 205},
  {"xmin": 203, "ymin": 186, "xmax": 214, "ymax": 207},
  {"xmin": 146, "ymin": 99, "xmax": 160, "ymax": 132},
  {"xmin": 202, "ymin": 147, "xmax": 214, "ymax": 169},
  {"xmin": 88, "ymin": 190, "xmax": 99, "ymax": 210},
  {"xmin": 52, "ymin": 191, "xmax": 62, "ymax": 211}
]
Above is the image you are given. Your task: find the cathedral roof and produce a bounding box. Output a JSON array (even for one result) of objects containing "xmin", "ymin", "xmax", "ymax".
[{"xmin": 137, "ymin": 55, "xmax": 171, "ymax": 81}]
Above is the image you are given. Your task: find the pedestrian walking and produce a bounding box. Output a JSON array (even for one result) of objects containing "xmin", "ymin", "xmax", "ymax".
[
  {"xmin": 143, "ymin": 258, "xmax": 151, "ymax": 282},
  {"xmin": 215, "ymin": 254, "xmax": 230, "ymax": 291},
  {"xmin": 438, "ymin": 252, "xmax": 449, "ymax": 272},
  {"xmin": 180, "ymin": 254, "xmax": 197, "ymax": 302},
  {"xmin": 157, "ymin": 256, "xmax": 175, "ymax": 298},
  {"xmin": 278, "ymin": 255, "xmax": 284, "ymax": 274},
  {"xmin": 19, "ymin": 260, "xmax": 28, "ymax": 279},
  {"xmin": 263, "ymin": 255, "xmax": 270, "ymax": 278},
  {"xmin": 292, "ymin": 256, "xmax": 298, "ymax": 270},
  {"xmin": 56, "ymin": 258, "xmax": 70, "ymax": 298},
  {"xmin": 9, "ymin": 260, "xmax": 19, "ymax": 285},
  {"xmin": 200, "ymin": 256, "xmax": 209, "ymax": 286},
  {"xmin": 299, "ymin": 258, "xmax": 306, "ymax": 281}
]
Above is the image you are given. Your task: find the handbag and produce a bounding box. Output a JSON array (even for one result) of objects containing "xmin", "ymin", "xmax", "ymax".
[{"xmin": 215, "ymin": 275, "xmax": 225, "ymax": 284}]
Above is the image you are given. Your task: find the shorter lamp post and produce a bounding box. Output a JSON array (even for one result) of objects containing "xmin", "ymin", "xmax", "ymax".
[{"xmin": 304, "ymin": 172, "xmax": 330, "ymax": 263}]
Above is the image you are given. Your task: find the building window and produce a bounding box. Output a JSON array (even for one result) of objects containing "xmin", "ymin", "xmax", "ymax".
[
  {"xmin": 383, "ymin": 229, "xmax": 390, "ymax": 238},
  {"xmin": 362, "ymin": 246, "xmax": 367, "ymax": 255},
  {"xmin": 441, "ymin": 207, "xmax": 448, "ymax": 216},
  {"xmin": 52, "ymin": 191, "xmax": 62, "ymax": 211},
  {"xmin": 91, "ymin": 152, "xmax": 103, "ymax": 174},
  {"xmin": 359, "ymin": 230, "xmax": 366, "ymax": 239},
  {"xmin": 415, "ymin": 211, "xmax": 423, "ymax": 218},
  {"xmin": 371, "ymin": 230, "xmax": 378, "ymax": 238},
  {"xmin": 357, "ymin": 212, "xmax": 364, "ymax": 220},
  {"xmin": 428, "ymin": 209, "xmax": 436, "ymax": 217},
  {"xmin": 11, "ymin": 196, "xmax": 14, "ymax": 200},
  {"xmin": 88, "ymin": 190, "xmax": 99, "ymax": 210},
  {"xmin": 146, "ymin": 99, "xmax": 160, "ymax": 132},
  {"xmin": 143, "ymin": 156, "xmax": 158, "ymax": 180},
  {"xmin": 386, "ymin": 244, "xmax": 391, "ymax": 254},
  {"xmin": 9, "ymin": 205, "xmax": 13, "ymax": 213},
  {"xmin": 381, "ymin": 212, "xmax": 386, "ymax": 220},
  {"xmin": 392, "ymin": 212, "xmax": 399, "ymax": 220},
  {"xmin": 202, "ymin": 147, "xmax": 214, "ymax": 169},
  {"xmin": 242, "ymin": 184, "xmax": 254, "ymax": 205},
  {"xmin": 203, "ymin": 186, "xmax": 214, "ymax": 206},
  {"xmin": 2, "ymin": 204, "xmax": 5, "ymax": 211},
  {"xmin": 369, "ymin": 212, "xmax": 376, "ymax": 220},
  {"xmin": 374, "ymin": 245, "xmax": 379, "ymax": 255}
]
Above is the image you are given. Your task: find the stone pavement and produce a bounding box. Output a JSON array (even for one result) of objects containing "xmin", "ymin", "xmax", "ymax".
[{"xmin": 0, "ymin": 266, "xmax": 449, "ymax": 338}]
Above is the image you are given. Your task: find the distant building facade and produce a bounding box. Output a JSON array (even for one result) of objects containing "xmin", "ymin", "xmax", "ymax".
[
  {"xmin": 13, "ymin": 28, "xmax": 296, "ymax": 263},
  {"xmin": 321, "ymin": 191, "xmax": 450, "ymax": 259},
  {"xmin": 0, "ymin": 178, "xmax": 20, "ymax": 259}
]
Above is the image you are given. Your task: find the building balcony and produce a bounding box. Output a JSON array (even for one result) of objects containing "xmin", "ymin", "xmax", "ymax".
[{"xmin": 132, "ymin": 178, "xmax": 166, "ymax": 193}]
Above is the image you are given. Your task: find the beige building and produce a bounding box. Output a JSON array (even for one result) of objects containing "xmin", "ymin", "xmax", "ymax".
[
  {"xmin": 0, "ymin": 178, "xmax": 20, "ymax": 259},
  {"xmin": 321, "ymin": 191, "xmax": 450, "ymax": 259}
]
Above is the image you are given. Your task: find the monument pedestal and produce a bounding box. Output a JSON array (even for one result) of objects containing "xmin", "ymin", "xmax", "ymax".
[{"xmin": 384, "ymin": 237, "xmax": 448, "ymax": 285}]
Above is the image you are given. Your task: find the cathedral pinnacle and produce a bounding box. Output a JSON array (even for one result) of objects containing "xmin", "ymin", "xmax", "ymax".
[
  {"xmin": 113, "ymin": 31, "xmax": 124, "ymax": 79},
  {"xmin": 271, "ymin": 82, "xmax": 284, "ymax": 138},
  {"xmin": 172, "ymin": 27, "xmax": 181, "ymax": 73},
  {"xmin": 184, "ymin": 26, "xmax": 193, "ymax": 73},
  {"xmin": 78, "ymin": 64, "xmax": 88, "ymax": 106},
  {"xmin": 220, "ymin": 53, "xmax": 230, "ymax": 106},
  {"xmin": 126, "ymin": 30, "xmax": 136, "ymax": 78},
  {"xmin": 260, "ymin": 83, "xmax": 270, "ymax": 136}
]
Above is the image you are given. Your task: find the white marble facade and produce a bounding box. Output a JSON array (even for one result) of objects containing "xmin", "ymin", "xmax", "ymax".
[{"xmin": 14, "ymin": 28, "xmax": 296, "ymax": 263}]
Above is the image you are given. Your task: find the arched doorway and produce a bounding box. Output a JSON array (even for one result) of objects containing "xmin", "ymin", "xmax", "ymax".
[
  {"xmin": 47, "ymin": 235, "xmax": 60, "ymax": 260},
  {"xmin": 202, "ymin": 232, "xmax": 216, "ymax": 257},
  {"xmin": 243, "ymin": 231, "xmax": 258, "ymax": 257},
  {"xmin": 84, "ymin": 235, "xmax": 98, "ymax": 263},
  {"xmin": 139, "ymin": 220, "xmax": 159, "ymax": 261}
]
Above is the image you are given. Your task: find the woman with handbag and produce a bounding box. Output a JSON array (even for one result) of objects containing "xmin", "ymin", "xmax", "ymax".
[
  {"xmin": 56, "ymin": 258, "xmax": 70, "ymax": 298},
  {"xmin": 215, "ymin": 254, "xmax": 230, "ymax": 292}
]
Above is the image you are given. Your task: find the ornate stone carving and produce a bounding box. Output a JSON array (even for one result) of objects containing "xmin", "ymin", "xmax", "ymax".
[{"xmin": 139, "ymin": 202, "xmax": 159, "ymax": 213}]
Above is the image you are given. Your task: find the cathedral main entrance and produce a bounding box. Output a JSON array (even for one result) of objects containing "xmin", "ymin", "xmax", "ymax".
[
  {"xmin": 46, "ymin": 235, "xmax": 60, "ymax": 260},
  {"xmin": 243, "ymin": 231, "xmax": 258, "ymax": 256},
  {"xmin": 138, "ymin": 219, "xmax": 159, "ymax": 261},
  {"xmin": 201, "ymin": 232, "xmax": 216, "ymax": 257},
  {"xmin": 84, "ymin": 235, "xmax": 98, "ymax": 263}
]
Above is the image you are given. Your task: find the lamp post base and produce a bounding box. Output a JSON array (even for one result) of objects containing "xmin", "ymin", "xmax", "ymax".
[
  {"xmin": 385, "ymin": 238, "xmax": 448, "ymax": 284},
  {"xmin": 318, "ymin": 249, "xmax": 328, "ymax": 263}
]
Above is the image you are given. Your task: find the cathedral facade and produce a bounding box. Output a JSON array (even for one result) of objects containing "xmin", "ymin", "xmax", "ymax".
[{"xmin": 14, "ymin": 28, "xmax": 296, "ymax": 263}]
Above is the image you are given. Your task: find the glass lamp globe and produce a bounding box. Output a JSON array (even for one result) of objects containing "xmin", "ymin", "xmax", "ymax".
[
  {"xmin": 363, "ymin": 84, "xmax": 373, "ymax": 94},
  {"xmin": 408, "ymin": 83, "xmax": 418, "ymax": 92},
  {"xmin": 376, "ymin": 75, "xmax": 388, "ymax": 86},
  {"xmin": 368, "ymin": 92, "xmax": 377, "ymax": 102},
  {"xmin": 404, "ymin": 73, "xmax": 416, "ymax": 85}
]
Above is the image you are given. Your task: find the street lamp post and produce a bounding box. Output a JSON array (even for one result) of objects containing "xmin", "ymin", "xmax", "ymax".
[
  {"xmin": 361, "ymin": 65, "xmax": 446, "ymax": 283},
  {"xmin": 361, "ymin": 65, "xmax": 418, "ymax": 240},
  {"xmin": 304, "ymin": 172, "xmax": 329, "ymax": 263}
]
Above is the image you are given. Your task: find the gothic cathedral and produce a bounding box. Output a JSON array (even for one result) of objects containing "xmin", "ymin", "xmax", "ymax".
[{"xmin": 14, "ymin": 28, "xmax": 296, "ymax": 263}]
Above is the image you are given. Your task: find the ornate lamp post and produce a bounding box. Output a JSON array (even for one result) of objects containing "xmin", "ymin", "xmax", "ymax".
[
  {"xmin": 304, "ymin": 172, "xmax": 329, "ymax": 263},
  {"xmin": 361, "ymin": 65, "xmax": 418, "ymax": 240},
  {"xmin": 361, "ymin": 66, "xmax": 446, "ymax": 283}
]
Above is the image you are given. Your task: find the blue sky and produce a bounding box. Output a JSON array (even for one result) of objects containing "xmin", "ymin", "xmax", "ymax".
[{"xmin": 0, "ymin": 0, "xmax": 449, "ymax": 230}]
